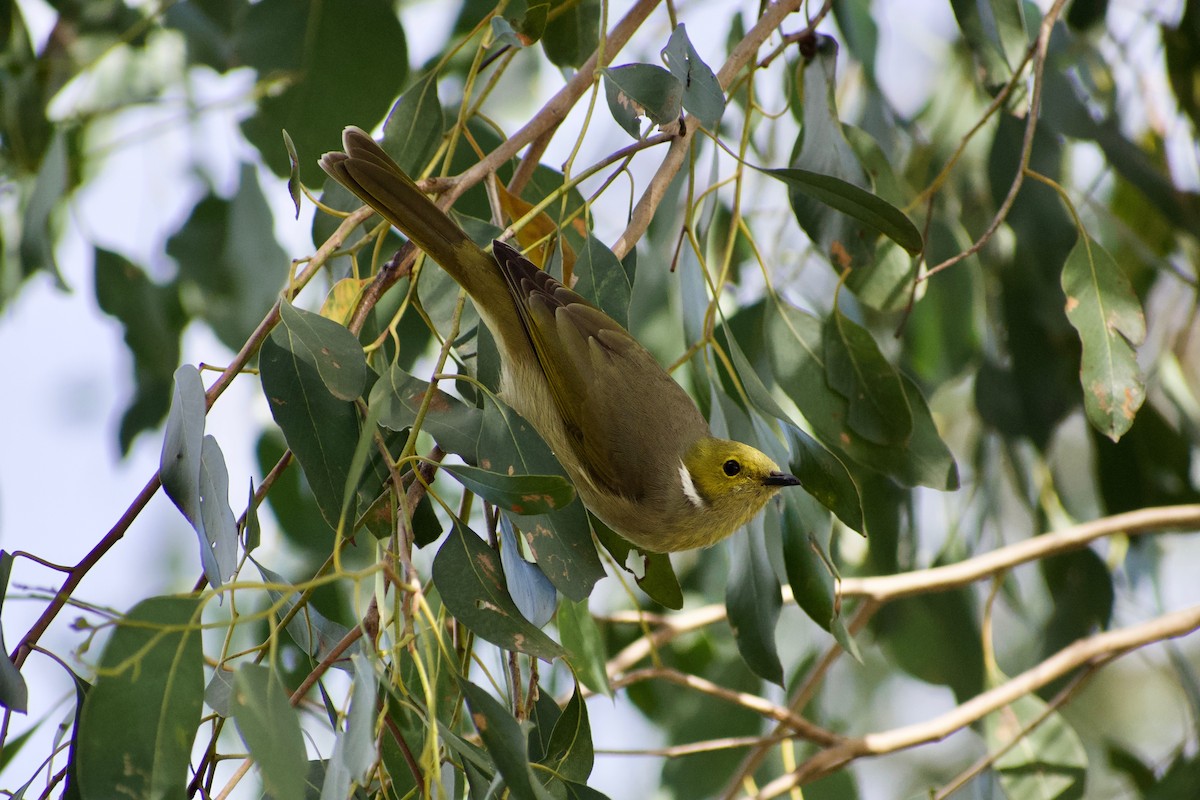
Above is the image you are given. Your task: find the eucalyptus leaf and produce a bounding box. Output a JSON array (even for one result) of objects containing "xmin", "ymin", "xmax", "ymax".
[
  {"xmin": 369, "ymin": 364, "xmax": 482, "ymax": 461},
  {"xmin": 478, "ymin": 399, "xmax": 604, "ymax": 601},
  {"xmin": 662, "ymin": 24, "xmax": 726, "ymax": 131},
  {"xmin": 0, "ymin": 552, "xmax": 28, "ymax": 713},
  {"xmin": 591, "ymin": 516, "xmax": 684, "ymax": 610},
  {"xmin": 432, "ymin": 522, "xmax": 564, "ymax": 661},
  {"xmin": 77, "ymin": 596, "xmax": 204, "ymax": 800},
  {"xmin": 542, "ymin": 685, "xmax": 594, "ymax": 784},
  {"xmin": 725, "ymin": 514, "xmax": 783, "ymax": 686},
  {"xmin": 231, "ymin": 665, "xmax": 307, "ymax": 800},
  {"xmin": 277, "ymin": 300, "xmax": 368, "ymax": 402},
  {"xmin": 823, "ymin": 305, "xmax": 913, "ymax": 446},
  {"xmin": 558, "ymin": 596, "xmax": 611, "ymax": 697},
  {"xmin": 602, "ymin": 64, "xmax": 684, "ymax": 138},
  {"xmin": 1061, "ymin": 234, "xmax": 1146, "ymax": 441},
  {"xmin": 460, "ymin": 680, "xmax": 554, "ymax": 800},
  {"xmin": 260, "ymin": 329, "xmax": 362, "ymax": 529},
  {"xmin": 444, "ymin": 463, "xmax": 575, "ymax": 515},
  {"xmin": 382, "ymin": 72, "xmax": 446, "ymax": 176},
  {"xmin": 983, "ymin": 668, "xmax": 1087, "ymax": 800}
]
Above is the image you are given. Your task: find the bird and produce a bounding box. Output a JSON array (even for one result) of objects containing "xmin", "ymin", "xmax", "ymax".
[{"xmin": 320, "ymin": 126, "xmax": 801, "ymax": 551}]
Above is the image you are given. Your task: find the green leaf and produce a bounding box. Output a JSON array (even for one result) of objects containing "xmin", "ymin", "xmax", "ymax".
[
  {"xmin": 557, "ymin": 596, "xmax": 611, "ymax": 697},
  {"xmin": 602, "ymin": 64, "xmax": 683, "ymax": 138},
  {"xmin": 478, "ymin": 400, "xmax": 604, "ymax": 602},
  {"xmin": 77, "ymin": 596, "xmax": 204, "ymax": 800},
  {"xmin": 779, "ymin": 34, "xmax": 921, "ymax": 267},
  {"xmin": 93, "ymin": 247, "xmax": 186, "ymax": 453},
  {"xmin": 381, "ymin": 72, "xmax": 446, "ymax": 177},
  {"xmin": 572, "ymin": 234, "xmax": 634, "ymax": 329},
  {"xmin": 260, "ymin": 329, "xmax": 361, "ymax": 529},
  {"xmin": 432, "ymin": 522, "xmax": 564, "ymax": 661},
  {"xmin": 19, "ymin": 129, "xmax": 69, "ymax": 289},
  {"xmin": 591, "ymin": 516, "xmax": 684, "ymax": 610},
  {"xmin": 0, "ymin": 552, "xmax": 28, "ymax": 713},
  {"xmin": 983, "ymin": 670, "xmax": 1087, "ymax": 800},
  {"xmin": 1061, "ymin": 235, "xmax": 1146, "ymax": 441},
  {"xmin": 460, "ymin": 680, "xmax": 553, "ymax": 800},
  {"xmin": 542, "ymin": 685, "xmax": 594, "ymax": 784},
  {"xmin": 949, "ymin": 0, "xmax": 1027, "ymax": 88},
  {"xmin": 726, "ymin": 514, "xmax": 783, "ymax": 685},
  {"xmin": 823, "ymin": 305, "xmax": 913, "ymax": 445},
  {"xmin": 276, "ymin": 300, "xmax": 368, "ymax": 402},
  {"xmin": 254, "ymin": 559, "xmax": 363, "ymax": 669},
  {"xmin": 320, "ymin": 654, "xmax": 377, "ymax": 799},
  {"xmin": 767, "ymin": 299, "xmax": 958, "ymax": 490},
  {"xmin": 661, "ymin": 24, "xmax": 726, "ymax": 131},
  {"xmin": 774, "ymin": 493, "xmax": 860, "ymax": 659},
  {"xmin": 283, "ymin": 129, "xmax": 302, "ymax": 218},
  {"xmin": 543, "ymin": 0, "xmax": 600, "ymax": 68},
  {"xmin": 231, "ymin": 665, "xmax": 307, "ymax": 800},
  {"xmin": 369, "ymin": 365, "xmax": 482, "ymax": 461},
  {"xmin": 765, "ymin": 166, "xmax": 924, "ymax": 257},
  {"xmin": 237, "ymin": 0, "xmax": 407, "ymax": 185},
  {"xmin": 245, "ymin": 479, "xmax": 261, "ymax": 552},
  {"xmin": 443, "ymin": 463, "xmax": 575, "ymax": 516},
  {"xmin": 783, "ymin": 423, "xmax": 864, "ymax": 535},
  {"xmin": 167, "ymin": 164, "xmax": 291, "ymax": 351}
]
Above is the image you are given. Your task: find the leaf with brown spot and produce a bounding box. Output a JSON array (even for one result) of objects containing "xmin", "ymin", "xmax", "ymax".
[
  {"xmin": 432, "ymin": 522, "xmax": 563, "ymax": 661},
  {"xmin": 1061, "ymin": 234, "xmax": 1146, "ymax": 441}
]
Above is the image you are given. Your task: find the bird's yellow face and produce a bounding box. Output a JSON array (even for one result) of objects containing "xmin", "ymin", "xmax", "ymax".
[{"xmin": 679, "ymin": 438, "xmax": 801, "ymax": 541}]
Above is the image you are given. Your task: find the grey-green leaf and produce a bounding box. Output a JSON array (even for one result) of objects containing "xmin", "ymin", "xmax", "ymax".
[
  {"xmin": 77, "ymin": 596, "xmax": 204, "ymax": 800},
  {"xmin": 382, "ymin": 72, "xmax": 446, "ymax": 176},
  {"xmin": 500, "ymin": 518, "xmax": 558, "ymax": 629},
  {"xmin": 543, "ymin": 685, "xmax": 594, "ymax": 784},
  {"xmin": 369, "ymin": 364, "xmax": 482, "ymax": 461},
  {"xmin": 231, "ymin": 664, "xmax": 307, "ymax": 800},
  {"xmin": 197, "ymin": 434, "xmax": 238, "ymax": 586},
  {"xmin": 726, "ymin": 515, "xmax": 783, "ymax": 685},
  {"xmin": 765, "ymin": 166, "xmax": 923, "ymax": 256},
  {"xmin": 1061, "ymin": 234, "xmax": 1146, "ymax": 441},
  {"xmin": 662, "ymin": 24, "xmax": 726, "ymax": 131},
  {"xmin": 602, "ymin": 64, "xmax": 684, "ymax": 138},
  {"xmin": 320, "ymin": 654, "xmax": 377, "ymax": 800},
  {"xmin": 277, "ymin": 300, "xmax": 367, "ymax": 402},
  {"xmin": 823, "ymin": 305, "xmax": 913, "ymax": 445},
  {"xmin": 260, "ymin": 330, "xmax": 361, "ymax": 529},
  {"xmin": 460, "ymin": 680, "xmax": 554, "ymax": 800},
  {"xmin": 160, "ymin": 364, "xmax": 207, "ymax": 529},
  {"xmin": 478, "ymin": 400, "xmax": 604, "ymax": 602}
]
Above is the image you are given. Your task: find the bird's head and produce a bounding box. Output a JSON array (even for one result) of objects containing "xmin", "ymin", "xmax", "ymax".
[{"xmin": 677, "ymin": 437, "xmax": 801, "ymax": 542}]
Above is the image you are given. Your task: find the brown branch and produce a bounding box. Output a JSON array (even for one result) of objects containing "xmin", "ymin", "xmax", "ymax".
[
  {"xmin": 749, "ymin": 604, "xmax": 1200, "ymax": 797},
  {"xmin": 611, "ymin": 0, "xmax": 821, "ymax": 259},
  {"xmin": 841, "ymin": 504, "xmax": 1200, "ymax": 602},
  {"xmin": 612, "ymin": 666, "xmax": 843, "ymax": 746}
]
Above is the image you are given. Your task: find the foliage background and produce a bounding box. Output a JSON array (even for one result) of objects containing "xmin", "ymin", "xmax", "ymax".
[{"xmin": 3, "ymin": 0, "xmax": 1200, "ymax": 798}]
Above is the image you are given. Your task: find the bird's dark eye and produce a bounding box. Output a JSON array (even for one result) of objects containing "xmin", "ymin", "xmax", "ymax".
[{"xmin": 723, "ymin": 459, "xmax": 741, "ymax": 477}]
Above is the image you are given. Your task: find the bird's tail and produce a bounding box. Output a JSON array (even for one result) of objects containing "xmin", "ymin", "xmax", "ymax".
[{"xmin": 319, "ymin": 127, "xmax": 503, "ymax": 302}]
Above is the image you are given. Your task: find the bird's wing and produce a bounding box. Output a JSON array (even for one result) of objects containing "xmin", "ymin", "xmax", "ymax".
[{"xmin": 492, "ymin": 242, "xmax": 707, "ymax": 501}]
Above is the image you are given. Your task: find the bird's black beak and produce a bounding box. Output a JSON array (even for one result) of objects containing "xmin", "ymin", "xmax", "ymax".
[{"xmin": 763, "ymin": 471, "xmax": 801, "ymax": 487}]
